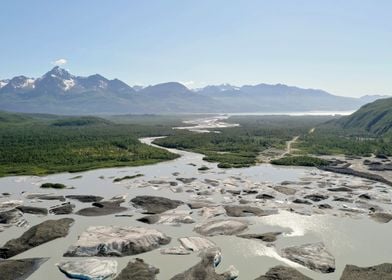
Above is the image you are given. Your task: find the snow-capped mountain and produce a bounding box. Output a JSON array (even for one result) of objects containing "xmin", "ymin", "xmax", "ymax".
[
  {"xmin": 0, "ymin": 76, "xmax": 35, "ymax": 93},
  {"xmin": 0, "ymin": 67, "xmax": 388, "ymax": 114}
]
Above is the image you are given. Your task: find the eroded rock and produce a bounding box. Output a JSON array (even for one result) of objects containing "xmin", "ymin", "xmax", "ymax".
[
  {"xmin": 57, "ymin": 259, "xmax": 117, "ymax": 280},
  {"xmin": 65, "ymin": 195, "xmax": 104, "ymax": 203},
  {"xmin": 224, "ymin": 205, "xmax": 276, "ymax": 217},
  {"xmin": 340, "ymin": 263, "xmax": 392, "ymax": 280},
  {"xmin": 131, "ymin": 196, "xmax": 183, "ymax": 214},
  {"xmin": 64, "ymin": 226, "xmax": 170, "ymax": 257},
  {"xmin": 280, "ymin": 242, "xmax": 335, "ymax": 273},
  {"xmin": 254, "ymin": 265, "xmax": 312, "ymax": 280},
  {"xmin": 0, "ymin": 218, "xmax": 74, "ymax": 259},
  {"xmin": 114, "ymin": 258, "xmax": 159, "ymax": 280},
  {"xmin": 237, "ymin": 232, "xmax": 282, "ymax": 242},
  {"xmin": 194, "ymin": 219, "xmax": 248, "ymax": 236},
  {"xmin": 0, "ymin": 258, "xmax": 48, "ymax": 280}
]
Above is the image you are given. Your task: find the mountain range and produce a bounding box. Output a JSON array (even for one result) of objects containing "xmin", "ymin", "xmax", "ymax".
[{"xmin": 0, "ymin": 67, "xmax": 388, "ymax": 115}]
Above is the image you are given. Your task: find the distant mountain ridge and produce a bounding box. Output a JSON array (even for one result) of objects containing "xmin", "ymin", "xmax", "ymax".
[
  {"xmin": 0, "ymin": 67, "xmax": 387, "ymax": 114},
  {"xmin": 336, "ymin": 97, "xmax": 392, "ymax": 135}
]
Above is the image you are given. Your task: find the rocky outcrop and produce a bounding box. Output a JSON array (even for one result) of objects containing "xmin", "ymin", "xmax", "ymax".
[
  {"xmin": 179, "ymin": 237, "xmax": 217, "ymax": 252},
  {"xmin": 64, "ymin": 226, "xmax": 171, "ymax": 257},
  {"xmin": 49, "ymin": 202, "xmax": 75, "ymax": 215},
  {"xmin": 16, "ymin": 206, "xmax": 48, "ymax": 215},
  {"xmin": 237, "ymin": 232, "xmax": 282, "ymax": 242},
  {"xmin": 280, "ymin": 242, "xmax": 335, "ymax": 273},
  {"xmin": 65, "ymin": 195, "xmax": 104, "ymax": 203},
  {"xmin": 114, "ymin": 258, "xmax": 159, "ymax": 280},
  {"xmin": 160, "ymin": 246, "xmax": 191, "ymax": 255},
  {"xmin": 170, "ymin": 249, "xmax": 238, "ymax": 280},
  {"xmin": 303, "ymin": 194, "xmax": 328, "ymax": 202},
  {"xmin": 76, "ymin": 199, "xmax": 127, "ymax": 216},
  {"xmin": 200, "ymin": 206, "xmax": 226, "ymax": 219},
  {"xmin": 254, "ymin": 265, "xmax": 312, "ymax": 280},
  {"xmin": 0, "ymin": 209, "xmax": 28, "ymax": 227},
  {"xmin": 0, "ymin": 218, "xmax": 74, "ymax": 259},
  {"xmin": 340, "ymin": 263, "xmax": 392, "ymax": 280},
  {"xmin": 131, "ymin": 196, "xmax": 183, "ymax": 214},
  {"xmin": 273, "ymin": 186, "xmax": 297, "ymax": 195},
  {"xmin": 369, "ymin": 212, "xmax": 392, "ymax": 223},
  {"xmin": 0, "ymin": 258, "xmax": 48, "ymax": 280},
  {"xmin": 224, "ymin": 205, "xmax": 276, "ymax": 217},
  {"xmin": 137, "ymin": 210, "xmax": 194, "ymax": 225},
  {"xmin": 57, "ymin": 259, "xmax": 117, "ymax": 280},
  {"xmin": 194, "ymin": 219, "xmax": 248, "ymax": 236}
]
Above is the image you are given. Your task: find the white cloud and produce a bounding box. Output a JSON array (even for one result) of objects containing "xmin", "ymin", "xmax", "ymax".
[
  {"xmin": 52, "ymin": 58, "xmax": 67, "ymax": 66},
  {"xmin": 181, "ymin": 80, "xmax": 195, "ymax": 88}
]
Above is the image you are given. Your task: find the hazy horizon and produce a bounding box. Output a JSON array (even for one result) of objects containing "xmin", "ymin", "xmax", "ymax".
[{"xmin": 1, "ymin": 0, "xmax": 392, "ymax": 97}]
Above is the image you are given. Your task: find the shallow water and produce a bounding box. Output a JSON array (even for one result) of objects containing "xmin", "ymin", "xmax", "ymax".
[{"xmin": 0, "ymin": 128, "xmax": 391, "ymax": 279}]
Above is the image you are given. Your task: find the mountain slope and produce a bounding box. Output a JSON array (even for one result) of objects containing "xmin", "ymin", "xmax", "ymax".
[{"xmin": 337, "ymin": 97, "xmax": 392, "ymax": 135}]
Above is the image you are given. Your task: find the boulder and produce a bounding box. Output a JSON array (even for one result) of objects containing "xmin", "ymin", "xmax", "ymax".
[
  {"xmin": 303, "ymin": 194, "xmax": 329, "ymax": 202},
  {"xmin": 114, "ymin": 258, "xmax": 159, "ymax": 280},
  {"xmin": 76, "ymin": 199, "xmax": 127, "ymax": 216},
  {"xmin": 280, "ymin": 242, "xmax": 335, "ymax": 273},
  {"xmin": 273, "ymin": 186, "xmax": 297, "ymax": 195},
  {"xmin": 224, "ymin": 205, "xmax": 276, "ymax": 217},
  {"xmin": 200, "ymin": 206, "xmax": 226, "ymax": 219},
  {"xmin": 35, "ymin": 195, "xmax": 66, "ymax": 202},
  {"xmin": 328, "ymin": 187, "xmax": 353, "ymax": 192},
  {"xmin": 292, "ymin": 199, "xmax": 312, "ymax": 205},
  {"xmin": 0, "ymin": 209, "xmax": 28, "ymax": 226},
  {"xmin": 256, "ymin": 194, "xmax": 275, "ymax": 200},
  {"xmin": 16, "ymin": 206, "xmax": 48, "ymax": 215},
  {"xmin": 57, "ymin": 259, "xmax": 117, "ymax": 280},
  {"xmin": 64, "ymin": 226, "xmax": 170, "ymax": 257},
  {"xmin": 0, "ymin": 218, "xmax": 74, "ymax": 259},
  {"xmin": 340, "ymin": 263, "xmax": 392, "ymax": 280},
  {"xmin": 176, "ymin": 177, "xmax": 197, "ymax": 184},
  {"xmin": 160, "ymin": 246, "xmax": 191, "ymax": 255},
  {"xmin": 49, "ymin": 202, "xmax": 75, "ymax": 215},
  {"xmin": 179, "ymin": 237, "xmax": 217, "ymax": 252},
  {"xmin": 130, "ymin": 196, "xmax": 183, "ymax": 214},
  {"xmin": 0, "ymin": 200, "xmax": 23, "ymax": 210},
  {"xmin": 237, "ymin": 232, "xmax": 282, "ymax": 242},
  {"xmin": 170, "ymin": 249, "xmax": 238, "ymax": 280},
  {"xmin": 65, "ymin": 195, "xmax": 104, "ymax": 203},
  {"xmin": 137, "ymin": 210, "xmax": 194, "ymax": 225},
  {"xmin": 318, "ymin": 204, "xmax": 333, "ymax": 209},
  {"xmin": 370, "ymin": 212, "xmax": 392, "ymax": 223},
  {"xmin": 194, "ymin": 219, "xmax": 248, "ymax": 236},
  {"xmin": 0, "ymin": 258, "xmax": 48, "ymax": 280},
  {"xmin": 254, "ymin": 265, "xmax": 312, "ymax": 280},
  {"xmin": 187, "ymin": 201, "xmax": 216, "ymax": 209}
]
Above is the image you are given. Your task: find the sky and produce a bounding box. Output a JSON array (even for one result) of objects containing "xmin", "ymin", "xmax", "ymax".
[{"xmin": 1, "ymin": 0, "xmax": 391, "ymax": 97}]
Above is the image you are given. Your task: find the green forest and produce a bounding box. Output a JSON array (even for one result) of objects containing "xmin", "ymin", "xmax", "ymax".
[{"xmin": 0, "ymin": 113, "xmax": 180, "ymax": 177}]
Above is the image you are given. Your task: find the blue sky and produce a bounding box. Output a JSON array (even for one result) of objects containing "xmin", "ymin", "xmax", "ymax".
[{"xmin": 1, "ymin": 0, "xmax": 391, "ymax": 97}]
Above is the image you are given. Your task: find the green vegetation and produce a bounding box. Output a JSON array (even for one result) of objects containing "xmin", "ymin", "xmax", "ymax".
[
  {"xmin": 154, "ymin": 115, "xmax": 334, "ymax": 168},
  {"xmin": 40, "ymin": 182, "xmax": 67, "ymax": 189},
  {"xmin": 295, "ymin": 125, "xmax": 392, "ymax": 157},
  {"xmin": 198, "ymin": 166, "xmax": 210, "ymax": 171},
  {"xmin": 0, "ymin": 112, "xmax": 180, "ymax": 177},
  {"xmin": 336, "ymin": 97, "xmax": 392, "ymax": 135},
  {"xmin": 271, "ymin": 156, "xmax": 329, "ymax": 167},
  {"xmin": 113, "ymin": 174, "xmax": 144, "ymax": 182},
  {"xmin": 51, "ymin": 116, "xmax": 112, "ymax": 127}
]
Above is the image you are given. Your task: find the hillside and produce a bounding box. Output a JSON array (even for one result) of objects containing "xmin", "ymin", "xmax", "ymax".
[{"xmin": 337, "ymin": 97, "xmax": 392, "ymax": 135}]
